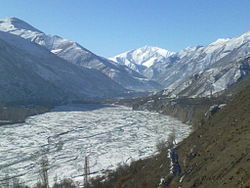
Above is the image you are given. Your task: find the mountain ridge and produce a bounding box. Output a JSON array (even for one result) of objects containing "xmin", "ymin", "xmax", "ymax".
[
  {"xmin": 111, "ymin": 30, "xmax": 250, "ymax": 97},
  {"xmin": 0, "ymin": 28, "xmax": 127, "ymax": 104},
  {"xmin": 0, "ymin": 17, "xmax": 162, "ymax": 92}
]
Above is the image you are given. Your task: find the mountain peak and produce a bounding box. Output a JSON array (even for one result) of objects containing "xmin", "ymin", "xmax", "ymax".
[
  {"xmin": 139, "ymin": 45, "xmax": 161, "ymax": 50},
  {"xmin": 134, "ymin": 46, "xmax": 175, "ymax": 56},
  {"xmin": 110, "ymin": 46, "xmax": 175, "ymax": 73},
  {"xmin": 0, "ymin": 17, "xmax": 20, "ymax": 22},
  {"xmin": 237, "ymin": 30, "xmax": 250, "ymax": 42},
  {"xmin": 0, "ymin": 17, "xmax": 41, "ymax": 33},
  {"xmin": 209, "ymin": 38, "xmax": 230, "ymax": 46}
]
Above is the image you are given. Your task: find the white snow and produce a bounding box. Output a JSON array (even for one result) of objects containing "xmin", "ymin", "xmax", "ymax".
[
  {"xmin": 110, "ymin": 46, "xmax": 175, "ymax": 73},
  {"xmin": 51, "ymin": 48, "xmax": 63, "ymax": 54},
  {"xmin": 0, "ymin": 104, "xmax": 191, "ymax": 186}
]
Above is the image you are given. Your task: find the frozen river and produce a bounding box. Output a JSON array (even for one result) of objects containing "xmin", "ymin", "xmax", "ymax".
[{"xmin": 0, "ymin": 104, "xmax": 191, "ymax": 186}]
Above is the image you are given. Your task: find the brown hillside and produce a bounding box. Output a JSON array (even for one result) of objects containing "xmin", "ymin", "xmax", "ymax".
[{"xmin": 176, "ymin": 86, "xmax": 250, "ymax": 188}]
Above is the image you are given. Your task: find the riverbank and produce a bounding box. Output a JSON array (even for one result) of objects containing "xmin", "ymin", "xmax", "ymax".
[
  {"xmin": 113, "ymin": 95, "xmax": 228, "ymax": 129},
  {"xmin": 0, "ymin": 101, "xmax": 103, "ymax": 126},
  {"xmin": 0, "ymin": 104, "xmax": 51, "ymax": 125}
]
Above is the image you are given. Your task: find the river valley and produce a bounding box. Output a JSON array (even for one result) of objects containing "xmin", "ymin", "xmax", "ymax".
[{"xmin": 0, "ymin": 104, "xmax": 191, "ymax": 186}]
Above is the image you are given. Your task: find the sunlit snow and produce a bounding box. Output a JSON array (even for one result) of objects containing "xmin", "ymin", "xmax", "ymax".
[{"xmin": 0, "ymin": 104, "xmax": 191, "ymax": 186}]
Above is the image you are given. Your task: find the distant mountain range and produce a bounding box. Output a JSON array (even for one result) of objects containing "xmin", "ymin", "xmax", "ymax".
[
  {"xmin": 111, "ymin": 32, "xmax": 250, "ymax": 97},
  {"xmin": 0, "ymin": 17, "xmax": 250, "ymax": 104}
]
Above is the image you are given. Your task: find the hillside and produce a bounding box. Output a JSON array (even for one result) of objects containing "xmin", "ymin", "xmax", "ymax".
[
  {"xmin": 175, "ymin": 84, "xmax": 250, "ymax": 187},
  {"xmin": 88, "ymin": 76, "xmax": 250, "ymax": 188}
]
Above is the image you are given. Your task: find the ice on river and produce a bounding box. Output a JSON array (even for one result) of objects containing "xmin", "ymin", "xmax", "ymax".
[{"xmin": 0, "ymin": 104, "xmax": 191, "ymax": 186}]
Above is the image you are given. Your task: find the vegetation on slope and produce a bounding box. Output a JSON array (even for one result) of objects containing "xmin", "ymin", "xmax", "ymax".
[{"xmin": 175, "ymin": 85, "xmax": 250, "ymax": 188}]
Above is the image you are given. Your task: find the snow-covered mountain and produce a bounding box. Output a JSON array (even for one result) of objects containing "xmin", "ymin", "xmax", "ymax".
[
  {"xmin": 112, "ymin": 31, "xmax": 250, "ymax": 97},
  {"xmin": 0, "ymin": 30, "xmax": 126, "ymax": 104},
  {"xmin": 155, "ymin": 31, "xmax": 250, "ymax": 97},
  {"xmin": 110, "ymin": 46, "xmax": 175, "ymax": 74},
  {"xmin": 1, "ymin": 17, "xmax": 250, "ymax": 98},
  {"xmin": 0, "ymin": 17, "xmax": 162, "ymax": 91},
  {"xmin": 176, "ymin": 54, "xmax": 250, "ymax": 97}
]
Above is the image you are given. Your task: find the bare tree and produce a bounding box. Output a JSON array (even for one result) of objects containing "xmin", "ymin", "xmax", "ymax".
[
  {"xmin": 83, "ymin": 156, "xmax": 90, "ymax": 188},
  {"xmin": 39, "ymin": 155, "xmax": 49, "ymax": 188},
  {"xmin": 1, "ymin": 173, "xmax": 10, "ymax": 188}
]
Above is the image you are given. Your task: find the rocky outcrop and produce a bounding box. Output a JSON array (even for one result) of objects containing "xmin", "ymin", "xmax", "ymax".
[{"xmin": 132, "ymin": 95, "xmax": 228, "ymax": 127}]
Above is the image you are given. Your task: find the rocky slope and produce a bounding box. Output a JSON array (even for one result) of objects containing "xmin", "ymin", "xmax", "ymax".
[
  {"xmin": 168, "ymin": 46, "xmax": 250, "ymax": 98},
  {"xmin": 0, "ymin": 17, "xmax": 161, "ymax": 91},
  {"xmin": 175, "ymin": 84, "xmax": 250, "ymax": 188},
  {"xmin": 132, "ymin": 95, "xmax": 227, "ymax": 127}
]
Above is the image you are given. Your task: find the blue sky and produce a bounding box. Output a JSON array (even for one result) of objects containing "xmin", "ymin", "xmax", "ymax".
[{"xmin": 0, "ymin": 0, "xmax": 250, "ymax": 57}]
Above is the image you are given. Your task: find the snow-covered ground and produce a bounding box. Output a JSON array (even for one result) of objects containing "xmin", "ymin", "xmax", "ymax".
[{"xmin": 0, "ymin": 104, "xmax": 191, "ymax": 186}]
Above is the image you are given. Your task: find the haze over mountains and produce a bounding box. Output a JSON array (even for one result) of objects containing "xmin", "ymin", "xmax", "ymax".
[{"xmin": 0, "ymin": 17, "xmax": 250, "ymax": 104}]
